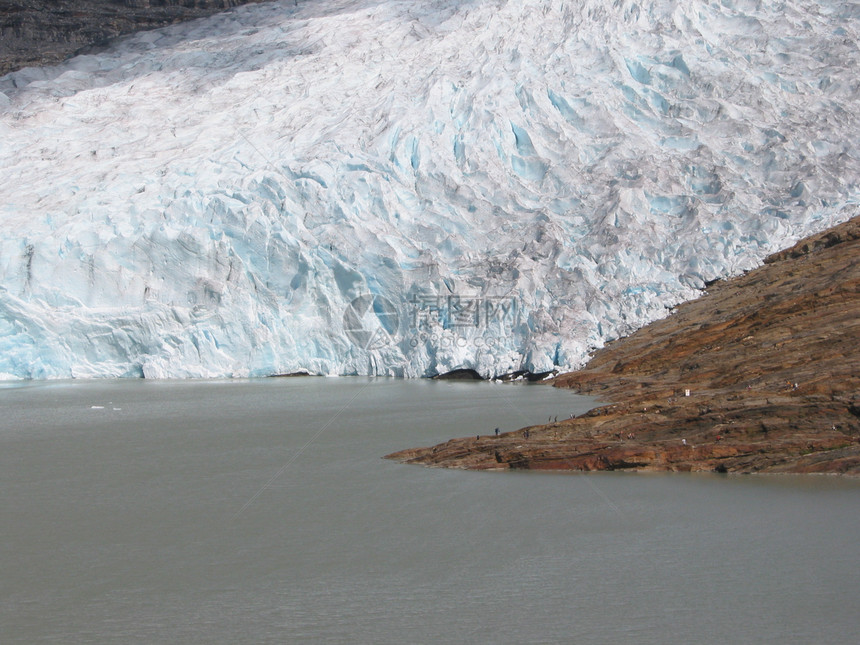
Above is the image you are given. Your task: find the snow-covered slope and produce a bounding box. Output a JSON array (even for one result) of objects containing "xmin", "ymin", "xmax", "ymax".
[{"xmin": 0, "ymin": 0, "xmax": 858, "ymax": 379}]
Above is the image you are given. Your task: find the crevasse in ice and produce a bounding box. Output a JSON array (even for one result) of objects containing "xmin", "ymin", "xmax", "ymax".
[{"xmin": 0, "ymin": 0, "xmax": 858, "ymax": 379}]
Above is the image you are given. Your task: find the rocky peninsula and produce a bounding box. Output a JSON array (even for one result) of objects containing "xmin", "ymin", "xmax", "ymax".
[
  {"xmin": 388, "ymin": 216, "xmax": 860, "ymax": 475},
  {"xmin": 0, "ymin": 0, "xmax": 270, "ymax": 76}
]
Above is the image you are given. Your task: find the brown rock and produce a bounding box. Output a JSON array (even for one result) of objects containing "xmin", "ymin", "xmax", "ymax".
[
  {"xmin": 387, "ymin": 216, "xmax": 860, "ymax": 475},
  {"xmin": 0, "ymin": 0, "xmax": 272, "ymax": 76}
]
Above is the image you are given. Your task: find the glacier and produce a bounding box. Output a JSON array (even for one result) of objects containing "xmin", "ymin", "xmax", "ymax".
[{"xmin": 0, "ymin": 0, "xmax": 859, "ymax": 379}]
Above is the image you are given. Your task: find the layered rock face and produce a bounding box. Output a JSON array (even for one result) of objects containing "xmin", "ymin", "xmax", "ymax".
[
  {"xmin": 0, "ymin": 0, "xmax": 269, "ymax": 75},
  {"xmin": 387, "ymin": 216, "xmax": 860, "ymax": 475}
]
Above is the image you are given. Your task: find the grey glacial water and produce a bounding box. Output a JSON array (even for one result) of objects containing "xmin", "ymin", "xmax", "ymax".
[{"xmin": 1, "ymin": 378, "xmax": 859, "ymax": 644}]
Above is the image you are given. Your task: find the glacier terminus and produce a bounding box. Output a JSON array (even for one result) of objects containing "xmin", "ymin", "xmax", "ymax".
[{"xmin": 0, "ymin": 0, "xmax": 858, "ymax": 379}]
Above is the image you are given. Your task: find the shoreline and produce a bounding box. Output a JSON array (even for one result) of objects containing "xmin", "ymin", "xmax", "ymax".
[{"xmin": 387, "ymin": 216, "xmax": 860, "ymax": 475}]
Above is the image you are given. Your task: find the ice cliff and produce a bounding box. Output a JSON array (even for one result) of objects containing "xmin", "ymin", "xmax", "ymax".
[{"xmin": 1, "ymin": 0, "xmax": 859, "ymax": 379}]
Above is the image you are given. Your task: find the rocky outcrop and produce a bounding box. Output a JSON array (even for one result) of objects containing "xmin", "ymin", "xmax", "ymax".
[
  {"xmin": 387, "ymin": 216, "xmax": 860, "ymax": 475},
  {"xmin": 0, "ymin": 0, "xmax": 271, "ymax": 76},
  {"xmin": 433, "ymin": 368, "xmax": 484, "ymax": 380}
]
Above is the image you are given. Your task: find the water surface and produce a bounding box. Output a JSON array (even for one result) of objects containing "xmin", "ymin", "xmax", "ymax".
[{"xmin": 1, "ymin": 378, "xmax": 858, "ymax": 643}]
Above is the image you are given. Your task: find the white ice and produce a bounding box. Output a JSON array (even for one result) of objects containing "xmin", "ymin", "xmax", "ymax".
[{"xmin": 0, "ymin": 0, "xmax": 858, "ymax": 379}]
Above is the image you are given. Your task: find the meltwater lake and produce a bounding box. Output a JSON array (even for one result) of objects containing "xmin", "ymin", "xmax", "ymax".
[{"xmin": 2, "ymin": 377, "xmax": 859, "ymax": 644}]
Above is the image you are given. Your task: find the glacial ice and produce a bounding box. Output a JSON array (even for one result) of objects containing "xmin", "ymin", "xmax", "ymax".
[{"xmin": 0, "ymin": 0, "xmax": 859, "ymax": 379}]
